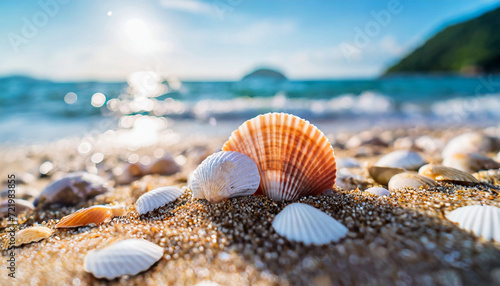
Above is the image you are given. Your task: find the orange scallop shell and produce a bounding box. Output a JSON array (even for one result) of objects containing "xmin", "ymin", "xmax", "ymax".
[
  {"xmin": 222, "ymin": 113, "xmax": 336, "ymax": 201},
  {"xmin": 55, "ymin": 205, "xmax": 126, "ymax": 228}
]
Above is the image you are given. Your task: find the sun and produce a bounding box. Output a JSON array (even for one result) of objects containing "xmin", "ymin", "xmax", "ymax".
[{"xmin": 124, "ymin": 18, "xmax": 152, "ymax": 42}]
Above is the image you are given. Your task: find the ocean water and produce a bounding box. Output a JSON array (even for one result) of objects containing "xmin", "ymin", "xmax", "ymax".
[{"xmin": 1, "ymin": 74, "xmax": 500, "ymax": 146}]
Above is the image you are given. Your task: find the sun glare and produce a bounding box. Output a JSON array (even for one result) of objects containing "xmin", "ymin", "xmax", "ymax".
[{"xmin": 125, "ymin": 18, "xmax": 152, "ymax": 42}]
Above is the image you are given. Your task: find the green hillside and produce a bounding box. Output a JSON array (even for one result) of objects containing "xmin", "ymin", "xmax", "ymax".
[{"xmin": 385, "ymin": 6, "xmax": 500, "ymax": 74}]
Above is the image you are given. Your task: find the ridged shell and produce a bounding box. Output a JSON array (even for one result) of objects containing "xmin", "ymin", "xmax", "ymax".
[
  {"xmin": 34, "ymin": 172, "xmax": 111, "ymax": 208},
  {"xmin": 388, "ymin": 172, "xmax": 437, "ymax": 191},
  {"xmin": 222, "ymin": 113, "xmax": 336, "ymax": 201},
  {"xmin": 367, "ymin": 166, "xmax": 405, "ymax": 185},
  {"xmin": 365, "ymin": 187, "xmax": 390, "ymax": 197},
  {"xmin": 443, "ymin": 152, "xmax": 500, "ymax": 173},
  {"xmin": 374, "ymin": 150, "xmax": 426, "ymax": 170},
  {"xmin": 190, "ymin": 151, "xmax": 260, "ymax": 203},
  {"xmin": 55, "ymin": 205, "xmax": 126, "ymax": 228},
  {"xmin": 6, "ymin": 226, "xmax": 53, "ymax": 247},
  {"xmin": 418, "ymin": 164, "xmax": 479, "ymax": 183},
  {"xmin": 447, "ymin": 205, "xmax": 500, "ymax": 242},
  {"xmin": 272, "ymin": 203, "xmax": 348, "ymax": 245},
  {"xmin": 135, "ymin": 187, "xmax": 184, "ymax": 215},
  {"xmin": 84, "ymin": 239, "xmax": 163, "ymax": 279}
]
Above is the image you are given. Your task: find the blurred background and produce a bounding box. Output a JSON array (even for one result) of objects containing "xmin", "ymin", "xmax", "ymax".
[{"xmin": 1, "ymin": 0, "xmax": 500, "ymax": 146}]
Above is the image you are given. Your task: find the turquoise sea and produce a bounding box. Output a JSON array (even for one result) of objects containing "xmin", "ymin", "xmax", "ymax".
[{"xmin": 1, "ymin": 74, "xmax": 499, "ymax": 145}]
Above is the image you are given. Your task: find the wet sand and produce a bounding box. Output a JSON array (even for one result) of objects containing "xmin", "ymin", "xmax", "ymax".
[{"xmin": 1, "ymin": 125, "xmax": 500, "ymax": 285}]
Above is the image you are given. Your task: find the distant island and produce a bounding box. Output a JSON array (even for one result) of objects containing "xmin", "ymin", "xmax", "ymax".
[
  {"xmin": 241, "ymin": 68, "xmax": 287, "ymax": 82},
  {"xmin": 385, "ymin": 6, "xmax": 500, "ymax": 75}
]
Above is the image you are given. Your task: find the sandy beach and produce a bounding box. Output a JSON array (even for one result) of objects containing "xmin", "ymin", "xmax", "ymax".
[{"xmin": 1, "ymin": 122, "xmax": 500, "ymax": 286}]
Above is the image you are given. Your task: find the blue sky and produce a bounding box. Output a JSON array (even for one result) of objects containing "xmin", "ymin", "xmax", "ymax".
[{"xmin": 0, "ymin": 0, "xmax": 499, "ymax": 81}]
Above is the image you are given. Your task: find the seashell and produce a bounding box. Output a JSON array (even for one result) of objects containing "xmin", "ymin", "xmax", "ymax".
[
  {"xmin": 374, "ymin": 150, "xmax": 426, "ymax": 170},
  {"xmin": 447, "ymin": 205, "xmax": 500, "ymax": 242},
  {"xmin": 442, "ymin": 132, "xmax": 499, "ymax": 158},
  {"xmin": 55, "ymin": 205, "xmax": 126, "ymax": 228},
  {"xmin": 135, "ymin": 186, "xmax": 184, "ymax": 215},
  {"xmin": 145, "ymin": 154, "xmax": 181, "ymax": 175},
  {"xmin": 418, "ymin": 164, "xmax": 479, "ymax": 184},
  {"xmin": 34, "ymin": 172, "xmax": 112, "ymax": 208},
  {"xmin": 368, "ymin": 166, "xmax": 405, "ymax": 185},
  {"xmin": 5, "ymin": 226, "xmax": 53, "ymax": 248},
  {"xmin": 443, "ymin": 153, "xmax": 500, "ymax": 173},
  {"xmin": 0, "ymin": 199, "xmax": 34, "ymax": 217},
  {"xmin": 388, "ymin": 172, "xmax": 437, "ymax": 192},
  {"xmin": 84, "ymin": 238, "xmax": 163, "ymax": 279},
  {"xmin": 336, "ymin": 157, "xmax": 361, "ymax": 168},
  {"xmin": 222, "ymin": 112, "xmax": 336, "ymax": 201},
  {"xmin": 414, "ymin": 135, "xmax": 444, "ymax": 154},
  {"xmin": 272, "ymin": 203, "xmax": 348, "ymax": 245},
  {"xmin": 473, "ymin": 169, "xmax": 500, "ymax": 185},
  {"xmin": 365, "ymin": 187, "xmax": 390, "ymax": 197},
  {"xmin": 190, "ymin": 151, "xmax": 260, "ymax": 203},
  {"xmin": 128, "ymin": 163, "xmax": 144, "ymax": 177}
]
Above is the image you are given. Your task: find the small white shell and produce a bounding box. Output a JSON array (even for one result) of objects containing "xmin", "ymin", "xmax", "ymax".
[
  {"xmin": 84, "ymin": 239, "xmax": 163, "ymax": 279},
  {"xmin": 190, "ymin": 151, "xmax": 260, "ymax": 203},
  {"xmin": 388, "ymin": 172, "xmax": 437, "ymax": 191},
  {"xmin": 447, "ymin": 205, "xmax": 500, "ymax": 242},
  {"xmin": 365, "ymin": 187, "xmax": 390, "ymax": 197},
  {"xmin": 135, "ymin": 187, "xmax": 184, "ymax": 215},
  {"xmin": 375, "ymin": 150, "xmax": 426, "ymax": 170},
  {"xmin": 272, "ymin": 203, "xmax": 348, "ymax": 245}
]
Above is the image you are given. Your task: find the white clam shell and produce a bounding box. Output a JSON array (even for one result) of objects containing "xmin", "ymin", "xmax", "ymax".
[
  {"xmin": 272, "ymin": 203, "xmax": 348, "ymax": 245},
  {"xmin": 447, "ymin": 205, "xmax": 500, "ymax": 242},
  {"xmin": 365, "ymin": 187, "xmax": 390, "ymax": 197},
  {"xmin": 442, "ymin": 152, "xmax": 500, "ymax": 173},
  {"xmin": 135, "ymin": 187, "xmax": 184, "ymax": 215},
  {"xmin": 84, "ymin": 239, "xmax": 163, "ymax": 279},
  {"xmin": 190, "ymin": 151, "xmax": 260, "ymax": 203},
  {"xmin": 442, "ymin": 132, "xmax": 499, "ymax": 158},
  {"xmin": 418, "ymin": 164, "xmax": 479, "ymax": 183},
  {"xmin": 375, "ymin": 150, "xmax": 426, "ymax": 170},
  {"xmin": 388, "ymin": 172, "xmax": 437, "ymax": 191}
]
